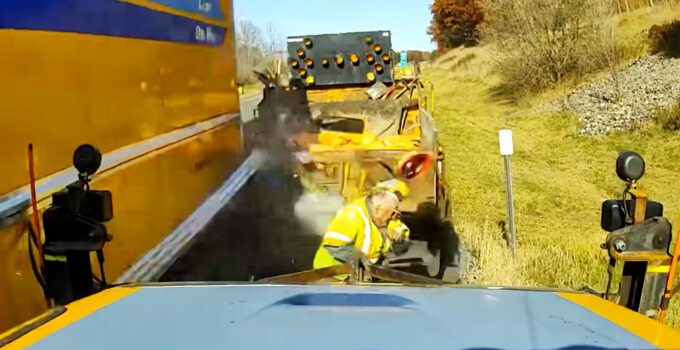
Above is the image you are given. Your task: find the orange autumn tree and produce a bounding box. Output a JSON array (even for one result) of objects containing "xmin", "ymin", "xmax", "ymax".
[{"xmin": 428, "ymin": 0, "xmax": 484, "ymax": 52}]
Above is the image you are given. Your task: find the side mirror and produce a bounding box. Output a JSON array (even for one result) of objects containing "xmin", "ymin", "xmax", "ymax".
[
  {"xmin": 601, "ymin": 200, "xmax": 625, "ymax": 232},
  {"xmin": 601, "ymin": 199, "xmax": 664, "ymax": 232},
  {"xmin": 616, "ymin": 151, "xmax": 645, "ymax": 183},
  {"xmin": 73, "ymin": 144, "xmax": 102, "ymax": 180}
]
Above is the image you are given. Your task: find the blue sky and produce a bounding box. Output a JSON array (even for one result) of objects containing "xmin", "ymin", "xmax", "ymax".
[{"xmin": 233, "ymin": 0, "xmax": 435, "ymax": 52}]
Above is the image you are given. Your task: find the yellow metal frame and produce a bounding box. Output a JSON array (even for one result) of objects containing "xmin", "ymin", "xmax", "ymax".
[{"xmin": 298, "ymin": 77, "xmax": 436, "ymax": 211}]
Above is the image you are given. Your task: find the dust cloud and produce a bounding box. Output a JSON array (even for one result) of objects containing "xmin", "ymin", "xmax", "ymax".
[{"xmin": 162, "ymin": 83, "xmax": 335, "ymax": 282}]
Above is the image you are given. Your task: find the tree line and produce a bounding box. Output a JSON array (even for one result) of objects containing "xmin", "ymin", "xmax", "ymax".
[
  {"xmin": 235, "ymin": 20, "xmax": 285, "ymax": 85},
  {"xmin": 428, "ymin": 0, "xmax": 680, "ymax": 94},
  {"xmin": 429, "ymin": 0, "xmax": 680, "ymax": 53}
]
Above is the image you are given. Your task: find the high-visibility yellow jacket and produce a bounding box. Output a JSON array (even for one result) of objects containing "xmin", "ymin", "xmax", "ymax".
[{"xmin": 313, "ymin": 198, "xmax": 390, "ymax": 269}]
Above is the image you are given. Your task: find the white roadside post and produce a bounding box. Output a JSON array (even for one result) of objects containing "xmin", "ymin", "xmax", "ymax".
[{"xmin": 499, "ymin": 129, "xmax": 516, "ymax": 256}]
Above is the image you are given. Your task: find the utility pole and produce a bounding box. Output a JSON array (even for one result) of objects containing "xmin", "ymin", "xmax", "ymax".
[{"xmin": 499, "ymin": 129, "xmax": 516, "ymax": 256}]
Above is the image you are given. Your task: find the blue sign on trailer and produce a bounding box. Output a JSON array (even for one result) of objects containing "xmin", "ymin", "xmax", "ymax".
[{"xmin": 400, "ymin": 50, "xmax": 407, "ymax": 68}]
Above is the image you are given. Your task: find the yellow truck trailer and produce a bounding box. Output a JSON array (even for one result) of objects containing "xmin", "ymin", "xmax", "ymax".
[{"xmin": 0, "ymin": 0, "xmax": 243, "ymax": 333}]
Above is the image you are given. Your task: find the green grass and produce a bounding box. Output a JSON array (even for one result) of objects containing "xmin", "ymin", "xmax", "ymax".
[
  {"xmin": 241, "ymin": 82, "xmax": 263, "ymax": 97},
  {"xmin": 423, "ymin": 62, "xmax": 680, "ymax": 327},
  {"xmin": 421, "ymin": 2, "xmax": 680, "ymax": 328}
]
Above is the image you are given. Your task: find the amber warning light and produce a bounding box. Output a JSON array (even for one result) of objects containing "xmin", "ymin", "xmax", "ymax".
[
  {"xmin": 398, "ymin": 152, "xmax": 432, "ymax": 179},
  {"xmin": 350, "ymin": 54, "xmax": 360, "ymax": 65}
]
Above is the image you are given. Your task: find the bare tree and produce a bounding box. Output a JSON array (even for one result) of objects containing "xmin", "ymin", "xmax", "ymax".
[
  {"xmin": 236, "ymin": 19, "xmax": 263, "ymax": 52},
  {"xmin": 236, "ymin": 20, "xmax": 263, "ymax": 58},
  {"xmin": 235, "ymin": 20, "xmax": 289, "ymax": 84},
  {"xmin": 261, "ymin": 22, "xmax": 288, "ymax": 79},
  {"xmin": 263, "ymin": 22, "xmax": 285, "ymax": 56},
  {"xmin": 592, "ymin": 3, "xmax": 624, "ymax": 102},
  {"xmin": 614, "ymin": 0, "xmax": 623, "ymax": 13},
  {"xmin": 485, "ymin": 0, "xmax": 610, "ymax": 93},
  {"xmin": 235, "ymin": 20, "xmax": 265, "ymax": 84}
]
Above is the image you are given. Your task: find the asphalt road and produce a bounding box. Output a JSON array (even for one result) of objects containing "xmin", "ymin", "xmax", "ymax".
[
  {"xmin": 162, "ymin": 94, "xmax": 321, "ymax": 282},
  {"xmin": 239, "ymin": 93, "xmax": 262, "ymax": 123},
  {"xmin": 161, "ymin": 164, "xmax": 322, "ymax": 282}
]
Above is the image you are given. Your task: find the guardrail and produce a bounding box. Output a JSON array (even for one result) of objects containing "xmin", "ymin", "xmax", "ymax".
[
  {"xmin": 0, "ymin": 113, "xmax": 239, "ymax": 228},
  {"xmin": 115, "ymin": 151, "xmax": 264, "ymax": 283}
]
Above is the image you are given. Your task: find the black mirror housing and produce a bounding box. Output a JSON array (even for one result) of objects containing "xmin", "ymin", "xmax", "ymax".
[
  {"xmin": 616, "ymin": 151, "xmax": 645, "ymax": 182},
  {"xmin": 601, "ymin": 199, "xmax": 664, "ymax": 232},
  {"xmin": 73, "ymin": 144, "xmax": 102, "ymax": 178}
]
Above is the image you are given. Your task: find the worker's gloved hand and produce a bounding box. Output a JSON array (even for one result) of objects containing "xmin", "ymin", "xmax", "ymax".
[
  {"xmin": 351, "ymin": 249, "xmax": 374, "ymax": 272},
  {"xmin": 387, "ymin": 219, "xmax": 410, "ymax": 243}
]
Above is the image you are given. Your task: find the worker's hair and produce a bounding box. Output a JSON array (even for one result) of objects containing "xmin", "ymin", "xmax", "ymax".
[{"xmin": 367, "ymin": 188, "xmax": 400, "ymax": 209}]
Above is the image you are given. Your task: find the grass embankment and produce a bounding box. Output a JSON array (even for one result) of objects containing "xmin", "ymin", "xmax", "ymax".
[
  {"xmin": 241, "ymin": 82, "xmax": 263, "ymax": 98},
  {"xmin": 617, "ymin": 5, "xmax": 680, "ymax": 58},
  {"xmin": 424, "ymin": 5, "xmax": 680, "ymax": 327}
]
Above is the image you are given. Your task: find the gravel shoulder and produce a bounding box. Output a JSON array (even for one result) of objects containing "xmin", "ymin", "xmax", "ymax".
[{"xmin": 559, "ymin": 55, "xmax": 680, "ymax": 135}]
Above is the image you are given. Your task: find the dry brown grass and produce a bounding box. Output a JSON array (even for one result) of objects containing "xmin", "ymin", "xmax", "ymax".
[
  {"xmin": 484, "ymin": 0, "xmax": 616, "ymax": 94},
  {"xmin": 421, "ymin": 2, "xmax": 680, "ymax": 328},
  {"xmin": 423, "ymin": 54, "xmax": 680, "ymax": 328},
  {"xmin": 242, "ymin": 82, "xmax": 264, "ymax": 97},
  {"xmin": 615, "ymin": 3, "xmax": 680, "ymax": 58},
  {"xmin": 655, "ymin": 98, "xmax": 680, "ymax": 131}
]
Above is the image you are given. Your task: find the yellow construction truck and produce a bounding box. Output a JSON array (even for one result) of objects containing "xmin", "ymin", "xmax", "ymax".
[
  {"xmin": 4, "ymin": 15, "xmax": 680, "ymax": 348},
  {"xmin": 268, "ymin": 31, "xmax": 460, "ymax": 281}
]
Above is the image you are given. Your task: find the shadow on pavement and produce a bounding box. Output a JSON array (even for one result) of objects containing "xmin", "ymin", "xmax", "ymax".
[{"xmin": 161, "ymin": 167, "xmax": 322, "ymax": 282}]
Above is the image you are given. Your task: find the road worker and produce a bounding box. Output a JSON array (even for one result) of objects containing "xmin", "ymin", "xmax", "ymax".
[{"xmin": 313, "ymin": 179, "xmax": 411, "ymax": 270}]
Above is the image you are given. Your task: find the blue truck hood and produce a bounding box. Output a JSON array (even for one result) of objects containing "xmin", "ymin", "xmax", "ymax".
[{"xmin": 9, "ymin": 284, "xmax": 680, "ymax": 350}]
